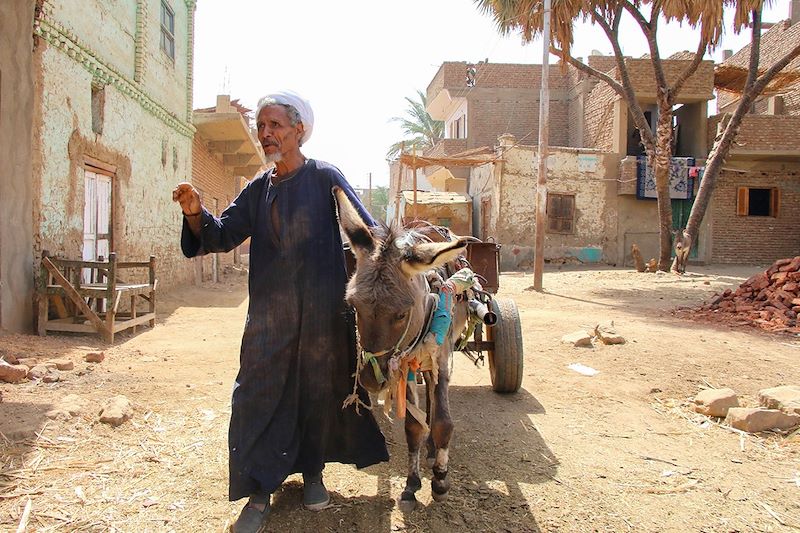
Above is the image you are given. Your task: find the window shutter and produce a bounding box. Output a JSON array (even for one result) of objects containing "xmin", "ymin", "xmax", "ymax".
[
  {"xmin": 736, "ymin": 187, "xmax": 748, "ymax": 216},
  {"xmin": 564, "ymin": 196, "xmax": 575, "ymax": 233},
  {"xmin": 771, "ymin": 188, "xmax": 780, "ymax": 217}
]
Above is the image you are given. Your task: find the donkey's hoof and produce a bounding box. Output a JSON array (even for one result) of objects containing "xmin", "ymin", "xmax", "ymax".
[
  {"xmin": 398, "ymin": 492, "xmax": 417, "ymax": 512},
  {"xmin": 431, "ymin": 490, "xmax": 448, "ymax": 502},
  {"xmin": 431, "ymin": 478, "xmax": 450, "ymax": 502}
]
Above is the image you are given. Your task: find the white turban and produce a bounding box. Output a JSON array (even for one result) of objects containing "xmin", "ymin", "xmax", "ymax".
[{"xmin": 256, "ymin": 90, "xmax": 314, "ymax": 144}]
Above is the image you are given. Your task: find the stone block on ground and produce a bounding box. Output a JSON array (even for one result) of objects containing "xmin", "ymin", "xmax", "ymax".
[
  {"xmin": 593, "ymin": 324, "xmax": 626, "ymax": 345},
  {"xmin": 28, "ymin": 365, "xmax": 60, "ymax": 382},
  {"xmin": 47, "ymin": 358, "xmax": 74, "ymax": 371},
  {"xmin": 85, "ymin": 352, "xmax": 105, "ymax": 363},
  {"xmin": 46, "ymin": 394, "xmax": 89, "ymax": 420},
  {"xmin": 693, "ymin": 388, "xmax": 739, "ymax": 417},
  {"xmin": 99, "ymin": 395, "xmax": 133, "ymax": 426},
  {"xmin": 758, "ymin": 385, "xmax": 800, "ymax": 415},
  {"xmin": 17, "ymin": 357, "xmax": 38, "ymax": 367},
  {"xmin": 0, "ymin": 361, "xmax": 29, "ymax": 383},
  {"xmin": 725, "ymin": 407, "xmax": 800, "ymax": 433},
  {"xmin": 0, "ymin": 351, "xmax": 18, "ymax": 365},
  {"xmin": 561, "ymin": 331, "xmax": 593, "ymax": 347}
]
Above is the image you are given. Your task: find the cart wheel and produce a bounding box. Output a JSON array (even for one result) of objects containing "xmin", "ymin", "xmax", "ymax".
[{"xmin": 486, "ymin": 298, "xmax": 523, "ymax": 393}]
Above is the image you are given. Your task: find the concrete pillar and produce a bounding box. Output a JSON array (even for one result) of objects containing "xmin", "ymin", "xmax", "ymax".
[
  {"xmin": 0, "ymin": 0, "xmax": 36, "ymax": 332},
  {"xmin": 790, "ymin": 0, "xmax": 800, "ymax": 25}
]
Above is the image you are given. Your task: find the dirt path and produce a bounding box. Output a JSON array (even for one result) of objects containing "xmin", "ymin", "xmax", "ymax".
[{"xmin": 1, "ymin": 266, "xmax": 799, "ymax": 532}]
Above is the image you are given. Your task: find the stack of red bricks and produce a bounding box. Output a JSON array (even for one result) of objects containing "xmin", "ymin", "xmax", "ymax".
[{"xmin": 700, "ymin": 256, "xmax": 800, "ymax": 334}]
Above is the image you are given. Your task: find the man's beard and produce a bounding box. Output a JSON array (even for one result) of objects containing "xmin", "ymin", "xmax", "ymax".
[{"xmin": 264, "ymin": 150, "xmax": 283, "ymax": 163}]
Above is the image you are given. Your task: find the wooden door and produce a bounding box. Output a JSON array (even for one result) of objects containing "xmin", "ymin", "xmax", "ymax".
[{"xmin": 83, "ymin": 170, "xmax": 112, "ymax": 283}]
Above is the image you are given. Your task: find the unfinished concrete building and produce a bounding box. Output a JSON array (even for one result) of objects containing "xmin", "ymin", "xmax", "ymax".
[{"xmin": 423, "ymin": 56, "xmax": 713, "ymax": 268}]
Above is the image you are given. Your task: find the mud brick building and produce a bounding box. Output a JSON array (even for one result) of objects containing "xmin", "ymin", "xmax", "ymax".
[
  {"xmin": 1, "ymin": 0, "xmax": 198, "ymax": 332},
  {"xmin": 417, "ymin": 5, "xmax": 799, "ymax": 269},
  {"xmin": 707, "ymin": 12, "xmax": 800, "ymax": 264},
  {"xmin": 192, "ymin": 95, "xmax": 265, "ymax": 281}
]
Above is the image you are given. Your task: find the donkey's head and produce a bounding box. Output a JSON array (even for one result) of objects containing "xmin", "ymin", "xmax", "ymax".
[{"xmin": 333, "ymin": 187, "xmax": 466, "ymax": 387}]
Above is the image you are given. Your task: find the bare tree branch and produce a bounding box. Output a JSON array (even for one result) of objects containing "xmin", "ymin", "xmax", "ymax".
[
  {"xmin": 670, "ymin": 37, "xmax": 711, "ymax": 97},
  {"xmin": 620, "ymin": 0, "xmax": 650, "ymax": 32},
  {"xmin": 621, "ymin": 1, "xmax": 669, "ymax": 101},
  {"xmin": 590, "ymin": 9, "xmax": 656, "ymax": 152},
  {"xmin": 551, "ymin": 47, "xmax": 625, "ymax": 95},
  {"xmin": 752, "ymin": 42, "xmax": 800, "ymax": 94}
]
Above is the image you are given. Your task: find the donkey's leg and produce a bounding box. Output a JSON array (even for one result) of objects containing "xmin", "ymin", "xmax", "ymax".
[
  {"xmin": 430, "ymin": 354, "xmax": 454, "ymax": 502},
  {"xmin": 423, "ymin": 370, "xmax": 437, "ymax": 468},
  {"xmin": 399, "ymin": 381, "xmax": 425, "ymax": 512}
]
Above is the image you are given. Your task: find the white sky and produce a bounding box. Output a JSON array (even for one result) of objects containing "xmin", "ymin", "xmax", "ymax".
[{"xmin": 192, "ymin": 1, "xmax": 787, "ymax": 189}]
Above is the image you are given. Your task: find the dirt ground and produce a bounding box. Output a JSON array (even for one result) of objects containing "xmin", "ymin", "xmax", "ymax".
[{"xmin": 1, "ymin": 264, "xmax": 799, "ymax": 532}]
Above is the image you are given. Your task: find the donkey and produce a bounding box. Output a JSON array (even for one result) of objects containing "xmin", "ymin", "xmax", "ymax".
[{"xmin": 333, "ymin": 187, "xmax": 470, "ymax": 511}]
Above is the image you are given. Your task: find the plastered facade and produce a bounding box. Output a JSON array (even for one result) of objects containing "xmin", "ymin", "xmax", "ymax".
[
  {"xmin": 471, "ymin": 140, "xmax": 620, "ymax": 270},
  {"xmin": 0, "ymin": 0, "xmax": 36, "ymax": 332},
  {"xmin": 31, "ymin": 0, "xmax": 197, "ymax": 303}
]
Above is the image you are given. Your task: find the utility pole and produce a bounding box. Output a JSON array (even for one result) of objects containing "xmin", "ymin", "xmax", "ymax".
[
  {"xmin": 532, "ymin": 0, "xmax": 551, "ymax": 292},
  {"xmin": 367, "ymin": 172, "xmax": 373, "ymax": 215}
]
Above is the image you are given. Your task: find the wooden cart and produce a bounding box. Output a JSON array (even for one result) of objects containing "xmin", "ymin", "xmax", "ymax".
[{"xmin": 462, "ymin": 241, "xmax": 524, "ymax": 393}]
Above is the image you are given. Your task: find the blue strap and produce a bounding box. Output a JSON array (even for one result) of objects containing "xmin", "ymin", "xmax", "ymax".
[{"xmin": 429, "ymin": 288, "xmax": 453, "ymax": 346}]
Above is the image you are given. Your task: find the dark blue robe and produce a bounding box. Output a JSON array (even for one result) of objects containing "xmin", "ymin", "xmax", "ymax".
[{"xmin": 181, "ymin": 159, "xmax": 389, "ymax": 500}]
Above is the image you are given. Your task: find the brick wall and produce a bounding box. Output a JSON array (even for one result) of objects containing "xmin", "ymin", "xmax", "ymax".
[
  {"xmin": 711, "ymin": 168, "xmax": 800, "ymax": 264},
  {"xmin": 624, "ymin": 58, "xmax": 714, "ymax": 101},
  {"xmin": 707, "ymin": 114, "xmax": 800, "ymax": 153},
  {"xmin": 583, "ymin": 83, "xmax": 617, "ymax": 151},
  {"xmin": 191, "ymin": 136, "xmax": 237, "ymax": 274},
  {"xmin": 463, "ymin": 96, "xmax": 571, "ymax": 150}
]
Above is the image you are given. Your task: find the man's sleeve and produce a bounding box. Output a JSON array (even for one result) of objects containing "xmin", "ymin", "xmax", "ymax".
[{"xmin": 180, "ymin": 177, "xmax": 261, "ymax": 258}]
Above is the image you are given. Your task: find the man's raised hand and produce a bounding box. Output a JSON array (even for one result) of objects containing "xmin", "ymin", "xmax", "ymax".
[{"xmin": 172, "ymin": 182, "xmax": 202, "ymax": 216}]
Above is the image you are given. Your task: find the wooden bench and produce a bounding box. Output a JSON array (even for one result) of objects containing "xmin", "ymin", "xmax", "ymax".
[{"xmin": 37, "ymin": 252, "xmax": 157, "ymax": 343}]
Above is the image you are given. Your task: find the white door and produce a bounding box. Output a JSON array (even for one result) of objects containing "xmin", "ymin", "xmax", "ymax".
[{"xmin": 83, "ymin": 170, "xmax": 112, "ymax": 283}]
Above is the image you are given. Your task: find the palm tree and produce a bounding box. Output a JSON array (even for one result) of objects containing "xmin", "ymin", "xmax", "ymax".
[
  {"xmin": 386, "ymin": 90, "xmax": 444, "ymax": 160},
  {"xmin": 475, "ymin": 0, "xmax": 798, "ymax": 271}
]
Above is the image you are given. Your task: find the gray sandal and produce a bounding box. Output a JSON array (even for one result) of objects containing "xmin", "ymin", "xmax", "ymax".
[
  {"xmin": 303, "ymin": 473, "xmax": 330, "ymax": 511},
  {"xmin": 231, "ymin": 494, "xmax": 271, "ymax": 532}
]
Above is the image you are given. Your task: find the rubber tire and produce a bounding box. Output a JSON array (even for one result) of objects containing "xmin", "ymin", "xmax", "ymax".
[{"xmin": 487, "ymin": 298, "xmax": 524, "ymax": 393}]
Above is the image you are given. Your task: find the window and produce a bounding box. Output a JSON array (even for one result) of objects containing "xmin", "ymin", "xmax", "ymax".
[
  {"xmin": 91, "ymin": 84, "xmax": 105, "ymax": 134},
  {"xmin": 547, "ymin": 193, "xmax": 575, "ymax": 233},
  {"xmin": 449, "ymin": 115, "xmax": 466, "ymax": 139},
  {"xmin": 160, "ymin": 1, "xmax": 175, "ymax": 60},
  {"xmin": 737, "ymin": 187, "xmax": 780, "ymax": 217}
]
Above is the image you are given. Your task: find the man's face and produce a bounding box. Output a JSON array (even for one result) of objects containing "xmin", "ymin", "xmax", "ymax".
[{"xmin": 256, "ymin": 105, "xmax": 304, "ymax": 163}]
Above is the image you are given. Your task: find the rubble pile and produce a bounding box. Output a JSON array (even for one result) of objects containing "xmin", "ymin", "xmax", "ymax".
[{"xmin": 698, "ymin": 256, "xmax": 800, "ymax": 334}]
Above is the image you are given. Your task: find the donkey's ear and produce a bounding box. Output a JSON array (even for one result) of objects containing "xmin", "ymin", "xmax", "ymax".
[
  {"xmin": 400, "ymin": 238, "xmax": 468, "ymax": 278},
  {"xmin": 332, "ymin": 186, "xmax": 375, "ymax": 260}
]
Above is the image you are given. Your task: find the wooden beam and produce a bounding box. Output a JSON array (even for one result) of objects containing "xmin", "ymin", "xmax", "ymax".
[
  {"xmin": 223, "ymin": 153, "xmax": 255, "ymax": 166},
  {"xmin": 233, "ymin": 165, "xmax": 263, "ymax": 177},
  {"xmin": 207, "ymin": 140, "xmax": 246, "ymax": 153}
]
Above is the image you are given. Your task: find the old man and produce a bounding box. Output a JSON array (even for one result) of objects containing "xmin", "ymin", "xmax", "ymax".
[{"xmin": 173, "ymin": 90, "xmax": 388, "ymax": 532}]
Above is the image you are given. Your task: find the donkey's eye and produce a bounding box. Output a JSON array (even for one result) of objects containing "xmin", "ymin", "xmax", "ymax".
[{"xmin": 394, "ymin": 311, "xmax": 407, "ymax": 322}]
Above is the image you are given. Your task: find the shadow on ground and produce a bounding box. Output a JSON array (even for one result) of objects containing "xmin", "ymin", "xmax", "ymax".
[{"xmin": 259, "ymin": 385, "xmax": 552, "ymax": 532}]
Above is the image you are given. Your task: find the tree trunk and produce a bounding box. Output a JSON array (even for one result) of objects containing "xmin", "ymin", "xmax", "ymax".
[
  {"xmin": 684, "ymin": 10, "xmax": 800, "ymax": 254},
  {"xmin": 653, "ymin": 103, "xmax": 674, "ymax": 271}
]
